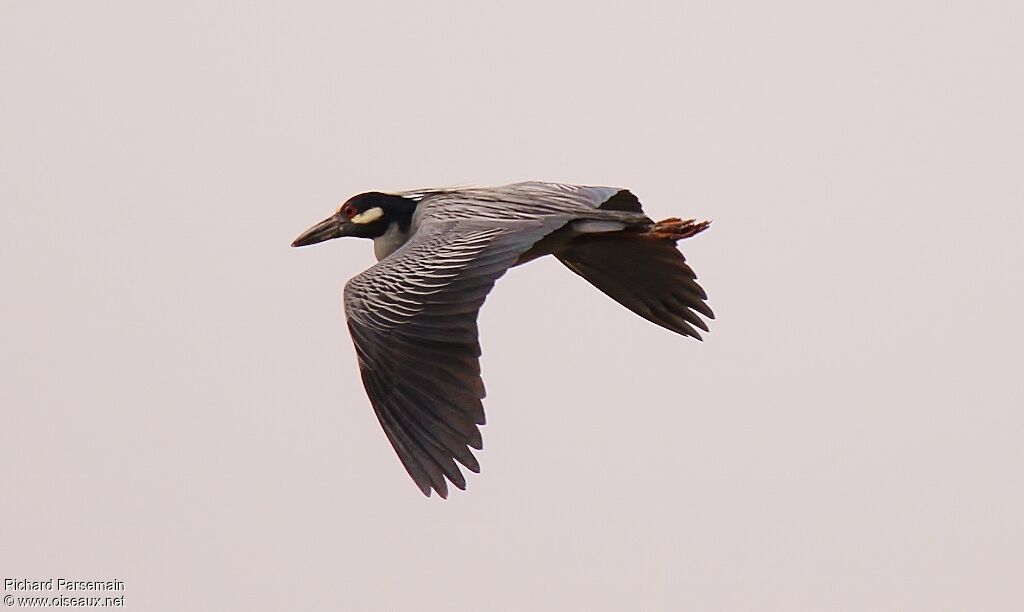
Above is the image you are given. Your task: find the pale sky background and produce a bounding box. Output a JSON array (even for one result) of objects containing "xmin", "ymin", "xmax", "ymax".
[{"xmin": 2, "ymin": 2, "xmax": 1022, "ymax": 610}]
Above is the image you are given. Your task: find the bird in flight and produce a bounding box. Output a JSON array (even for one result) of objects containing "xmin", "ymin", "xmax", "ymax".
[{"xmin": 292, "ymin": 182, "xmax": 713, "ymax": 498}]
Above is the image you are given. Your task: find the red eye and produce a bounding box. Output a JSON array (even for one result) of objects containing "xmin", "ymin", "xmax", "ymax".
[{"xmin": 340, "ymin": 203, "xmax": 357, "ymax": 218}]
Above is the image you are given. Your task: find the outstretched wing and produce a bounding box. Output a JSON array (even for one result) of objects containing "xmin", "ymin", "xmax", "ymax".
[{"xmin": 344, "ymin": 218, "xmax": 564, "ymax": 497}]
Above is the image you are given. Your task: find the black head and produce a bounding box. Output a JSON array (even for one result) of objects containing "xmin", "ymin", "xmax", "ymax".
[{"xmin": 291, "ymin": 192, "xmax": 417, "ymax": 247}]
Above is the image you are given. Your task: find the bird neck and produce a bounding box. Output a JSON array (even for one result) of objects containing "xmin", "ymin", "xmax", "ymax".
[{"xmin": 373, "ymin": 222, "xmax": 411, "ymax": 261}]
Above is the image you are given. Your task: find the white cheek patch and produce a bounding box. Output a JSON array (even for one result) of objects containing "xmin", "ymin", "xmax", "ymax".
[{"xmin": 351, "ymin": 207, "xmax": 384, "ymax": 224}]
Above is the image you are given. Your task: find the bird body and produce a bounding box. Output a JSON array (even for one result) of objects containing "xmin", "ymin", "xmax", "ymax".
[{"xmin": 293, "ymin": 182, "xmax": 713, "ymax": 497}]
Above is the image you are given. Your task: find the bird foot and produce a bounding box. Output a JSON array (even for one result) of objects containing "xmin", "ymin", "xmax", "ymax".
[{"xmin": 649, "ymin": 218, "xmax": 711, "ymax": 241}]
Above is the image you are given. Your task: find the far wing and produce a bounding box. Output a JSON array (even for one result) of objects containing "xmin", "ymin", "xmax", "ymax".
[{"xmin": 557, "ymin": 234, "xmax": 714, "ymax": 339}]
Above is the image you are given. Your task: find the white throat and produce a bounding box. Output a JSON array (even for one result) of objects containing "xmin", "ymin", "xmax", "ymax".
[{"xmin": 373, "ymin": 223, "xmax": 410, "ymax": 261}]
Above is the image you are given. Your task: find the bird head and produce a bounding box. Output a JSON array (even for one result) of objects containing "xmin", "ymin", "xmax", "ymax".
[{"xmin": 291, "ymin": 192, "xmax": 416, "ymax": 247}]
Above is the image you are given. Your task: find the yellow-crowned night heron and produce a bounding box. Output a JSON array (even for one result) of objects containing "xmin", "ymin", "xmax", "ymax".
[{"xmin": 292, "ymin": 182, "xmax": 713, "ymax": 497}]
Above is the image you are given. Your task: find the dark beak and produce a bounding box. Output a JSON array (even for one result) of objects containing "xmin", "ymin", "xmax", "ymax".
[{"xmin": 291, "ymin": 213, "xmax": 352, "ymax": 247}]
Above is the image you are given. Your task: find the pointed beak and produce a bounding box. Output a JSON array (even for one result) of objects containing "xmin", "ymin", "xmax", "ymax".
[{"xmin": 291, "ymin": 213, "xmax": 352, "ymax": 247}]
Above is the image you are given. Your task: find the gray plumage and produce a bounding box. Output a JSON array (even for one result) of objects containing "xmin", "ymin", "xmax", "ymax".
[{"xmin": 292, "ymin": 182, "xmax": 713, "ymax": 498}]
